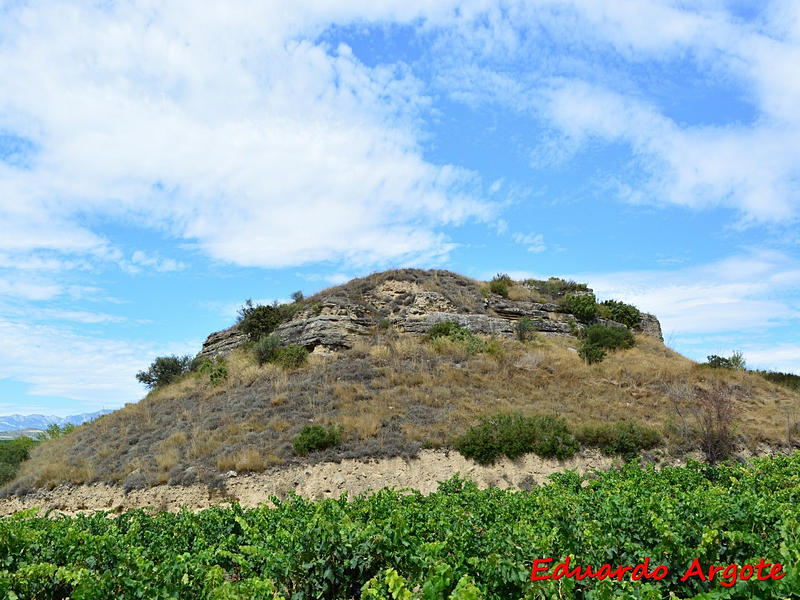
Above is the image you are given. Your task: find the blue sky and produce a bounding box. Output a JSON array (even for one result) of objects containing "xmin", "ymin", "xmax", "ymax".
[{"xmin": 1, "ymin": 1, "xmax": 799, "ymax": 416}]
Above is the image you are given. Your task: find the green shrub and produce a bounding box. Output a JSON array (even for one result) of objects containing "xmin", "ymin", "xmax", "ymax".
[
  {"xmin": 578, "ymin": 342, "xmax": 606, "ymax": 364},
  {"xmin": 454, "ymin": 413, "xmax": 578, "ymax": 464},
  {"xmin": 274, "ymin": 345, "xmax": 308, "ymax": 369},
  {"xmin": 598, "ymin": 299, "xmax": 640, "ymax": 328},
  {"xmin": 427, "ymin": 320, "xmax": 464, "ymax": 339},
  {"xmin": 293, "ymin": 425, "xmax": 343, "ymax": 455},
  {"xmin": 577, "ymin": 422, "xmax": 661, "ymax": 461},
  {"xmin": 190, "ymin": 355, "xmax": 211, "ymax": 372},
  {"xmin": 515, "ymin": 317, "xmax": 535, "ymax": 342},
  {"xmin": 209, "ymin": 359, "xmax": 228, "ymax": 385},
  {"xmin": 0, "ymin": 437, "xmax": 39, "ymax": 485},
  {"xmin": 254, "ymin": 334, "xmax": 281, "ymax": 365},
  {"xmin": 488, "ymin": 273, "xmax": 513, "ymax": 298},
  {"xmin": 560, "ymin": 293, "xmax": 598, "ymax": 322},
  {"xmin": 45, "ymin": 423, "xmax": 75, "ymax": 439},
  {"xmin": 237, "ymin": 299, "xmax": 299, "ymax": 342},
  {"xmin": 427, "ymin": 321, "xmax": 488, "ymax": 355},
  {"xmin": 194, "ymin": 357, "xmax": 228, "ymax": 384},
  {"xmin": 705, "ymin": 352, "xmax": 746, "ymax": 370},
  {"xmin": 136, "ymin": 355, "xmax": 192, "ymax": 389},
  {"xmin": 524, "ymin": 277, "xmax": 589, "ymax": 299},
  {"xmin": 582, "ymin": 323, "xmax": 635, "ymax": 350}
]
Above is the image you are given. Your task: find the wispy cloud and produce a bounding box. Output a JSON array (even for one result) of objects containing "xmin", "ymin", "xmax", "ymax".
[
  {"xmin": 512, "ymin": 232, "xmax": 546, "ymax": 253},
  {"xmin": 430, "ymin": 0, "xmax": 800, "ymax": 224},
  {"xmin": 0, "ymin": 319, "xmax": 195, "ymax": 411}
]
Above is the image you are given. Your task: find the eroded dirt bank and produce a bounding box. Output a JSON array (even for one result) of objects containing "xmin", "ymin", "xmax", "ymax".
[{"xmin": 1, "ymin": 449, "xmax": 617, "ymax": 516}]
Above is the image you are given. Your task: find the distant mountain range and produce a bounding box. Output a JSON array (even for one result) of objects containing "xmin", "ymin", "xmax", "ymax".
[{"xmin": 0, "ymin": 410, "xmax": 111, "ymax": 432}]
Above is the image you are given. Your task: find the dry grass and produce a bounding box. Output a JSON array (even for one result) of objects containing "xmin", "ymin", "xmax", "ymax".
[
  {"xmin": 507, "ymin": 284, "xmax": 532, "ymax": 301},
  {"xmin": 5, "ymin": 329, "xmax": 798, "ymax": 494},
  {"xmin": 216, "ymin": 448, "xmax": 272, "ymax": 473}
]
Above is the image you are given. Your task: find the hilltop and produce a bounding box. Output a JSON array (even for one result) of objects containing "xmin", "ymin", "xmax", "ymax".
[{"xmin": 2, "ymin": 269, "xmax": 798, "ymax": 506}]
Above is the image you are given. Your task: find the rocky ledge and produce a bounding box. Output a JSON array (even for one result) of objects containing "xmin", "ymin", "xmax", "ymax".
[{"xmin": 197, "ymin": 272, "xmax": 663, "ymax": 360}]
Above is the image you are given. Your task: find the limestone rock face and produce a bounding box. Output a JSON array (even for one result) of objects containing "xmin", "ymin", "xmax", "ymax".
[
  {"xmin": 638, "ymin": 312, "xmax": 663, "ymax": 342},
  {"xmin": 195, "ymin": 270, "xmax": 664, "ymax": 358},
  {"xmin": 197, "ymin": 326, "xmax": 249, "ymax": 360},
  {"xmin": 274, "ymin": 308, "xmax": 373, "ymax": 350}
]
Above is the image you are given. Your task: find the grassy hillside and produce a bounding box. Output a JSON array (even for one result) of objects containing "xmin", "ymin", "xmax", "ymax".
[{"xmin": 4, "ymin": 320, "xmax": 798, "ymax": 495}]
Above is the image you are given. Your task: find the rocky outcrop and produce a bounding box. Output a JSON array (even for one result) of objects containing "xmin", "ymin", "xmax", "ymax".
[
  {"xmin": 638, "ymin": 312, "xmax": 663, "ymax": 342},
  {"xmin": 274, "ymin": 305, "xmax": 373, "ymax": 350},
  {"xmin": 197, "ymin": 325, "xmax": 249, "ymax": 360},
  {"xmin": 196, "ymin": 271, "xmax": 664, "ymax": 358},
  {"xmin": 399, "ymin": 312, "xmax": 573, "ymax": 336}
]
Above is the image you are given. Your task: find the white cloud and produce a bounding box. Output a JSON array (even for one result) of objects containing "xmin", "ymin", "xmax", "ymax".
[
  {"xmin": 584, "ymin": 251, "xmax": 800, "ymax": 336},
  {"xmin": 0, "ymin": 1, "xmax": 494, "ymax": 271},
  {"xmin": 0, "ymin": 319, "xmax": 195, "ymax": 411},
  {"xmin": 0, "ymin": 278, "xmax": 62, "ymax": 301},
  {"xmin": 512, "ymin": 232, "xmax": 546, "ymax": 253},
  {"xmin": 124, "ymin": 251, "xmax": 186, "ymax": 274},
  {"xmin": 740, "ymin": 345, "xmax": 800, "ymax": 375},
  {"xmin": 430, "ymin": 0, "xmax": 800, "ymax": 223}
]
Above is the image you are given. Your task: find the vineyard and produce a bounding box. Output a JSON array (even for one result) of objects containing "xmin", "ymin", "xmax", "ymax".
[{"xmin": 2, "ymin": 454, "xmax": 799, "ymax": 599}]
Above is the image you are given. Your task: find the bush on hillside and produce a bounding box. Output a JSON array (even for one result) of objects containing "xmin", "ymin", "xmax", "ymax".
[
  {"xmin": 454, "ymin": 413, "xmax": 578, "ymax": 464},
  {"xmin": 489, "ymin": 273, "xmax": 513, "ymax": 298},
  {"xmin": 582, "ymin": 323, "xmax": 635, "ymax": 350},
  {"xmin": 598, "ymin": 299, "xmax": 640, "ymax": 328},
  {"xmin": 136, "ymin": 355, "xmax": 192, "ymax": 390},
  {"xmin": 274, "ymin": 345, "xmax": 309, "ymax": 369},
  {"xmin": 705, "ymin": 352, "xmax": 746, "ymax": 370},
  {"xmin": 44, "ymin": 423, "xmax": 75, "ymax": 439},
  {"xmin": 578, "ymin": 343, "xmax": 606, "ymax": 364},
  {"xmin": 560, "ymin": 293, "xmax": 598, "ymax": 322},
  {"xmin": 254, "ymin": 333, "xmax": 281, "ymax": 365},
  {"xmin": 0, "ymin": 437, "xmax": 39, "ymax": 485},
  {"xmin": 524, "ymin": 277, "xmax": 589, "ymax": 299},
  {"xmin": 293, "ymin": 424, "xmax": 343, "ymax": 456},
  {"xmin": 577, "ymin": 422, "xmax": 661, "ymax": 461},
  {"xmin": 695, "ymin": 386, "xmax": 737, "ymax": 464},
  {"xmin": 515, "ymin": 317, "xmax": 535, "ymax": 342},
  {"xmin": 193, "ymin": 357, "xmax": 228, "ymax": 385},
  {"xmin": 427, "ymin": 320, "xmax": 488, "ymax": 355},
  {"xmin": 237, "ymin": 299, "xmax": 300, "ymax": 342}
]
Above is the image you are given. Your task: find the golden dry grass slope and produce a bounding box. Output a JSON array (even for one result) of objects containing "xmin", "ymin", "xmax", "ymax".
[{"xmin": 2, "ymin": 270, "xmax": 799, "ymax": 497}]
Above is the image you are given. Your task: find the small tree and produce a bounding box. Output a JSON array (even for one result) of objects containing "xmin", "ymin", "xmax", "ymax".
[
  {"xmin": 45, "ymin": 423, "xmax": 76, "ymax": 439},
  {"xmin": 515, "ymin": 317, "xmax": 535, "ymax": 342},
  {"xmin": 237, "ymin": 299, "xmax": 299, "ymax": 342},
  {"xmin": 136, "ymin": 355, "xmax": 192, "ymax": 390}
]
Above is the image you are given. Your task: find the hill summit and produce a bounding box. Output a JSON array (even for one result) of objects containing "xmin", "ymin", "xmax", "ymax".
[{"xmin": 197, "ymin": 269, "xmax": 662, "ymax": 361}]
